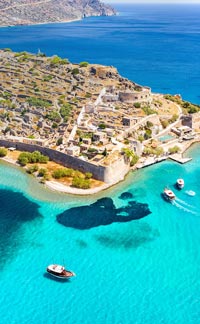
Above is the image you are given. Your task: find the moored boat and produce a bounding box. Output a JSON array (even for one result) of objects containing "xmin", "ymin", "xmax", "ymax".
[
  {"xmin": 163, "ymin": 188, "xmax": 176, "ymax": 202},
  {"xmin": 176, "ymin": 178, "xmax": 184, "ymax": 189},
  {"xmin": 47, "ymin": 264, "xmax": 76, "ymax": 279}
]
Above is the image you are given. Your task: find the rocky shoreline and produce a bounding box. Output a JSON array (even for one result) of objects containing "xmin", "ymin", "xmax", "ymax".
[{"xmin": 0, "ymin": 0, "xmax": 116, "ymax": 27}]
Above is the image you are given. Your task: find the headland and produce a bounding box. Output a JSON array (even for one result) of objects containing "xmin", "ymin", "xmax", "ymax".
[{"xmin": 0, "ymin": 0, "xmax": 116, "ymax": 27}]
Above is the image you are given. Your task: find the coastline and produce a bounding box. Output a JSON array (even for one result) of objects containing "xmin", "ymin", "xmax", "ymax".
[
  {"xmin": 0, "ymin": 17, "xmax": 82, "ymax": 29},
  {"xmin": 0, "ymin": 138, "xmax": 199, "ymax": 196},
  {"xmin": 0, "ymin": 12, "xmax": 116, "ymax": 29},
  {"xmin": 0, "ymin": 154, "xmax": 127, "ymax": 196}
]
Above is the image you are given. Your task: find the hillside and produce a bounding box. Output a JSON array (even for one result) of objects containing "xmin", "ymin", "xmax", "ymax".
[{"xmin": 0, "ymin": 0, "xmax": 116, "ymax": 26}]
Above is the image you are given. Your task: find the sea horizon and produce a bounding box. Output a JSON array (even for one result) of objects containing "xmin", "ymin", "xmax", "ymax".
[{"xmin": 1, "ymin": 4, "xmax": 200, "ymax": 103}]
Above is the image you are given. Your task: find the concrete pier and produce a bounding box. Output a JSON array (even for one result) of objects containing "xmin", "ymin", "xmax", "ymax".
[{"xmin": 169, "ymin": 154, "xmax": 192, "ymax": 164}]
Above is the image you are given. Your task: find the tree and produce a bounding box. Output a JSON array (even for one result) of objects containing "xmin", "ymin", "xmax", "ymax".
[
  {"xmin": 98, "ymin": 123, "xmax": 106, "ymax": 129},
  {"xmin": 0, "ymin": 147, "xmax": 7, "ymax": 157},
  {"xmin": 56, "ymin": 137, "xmax": 63, "ymax": 146},
  {"xmin": 168, "ymin": 146, "xmax": 180, "ymax": 154},
  {"xmin": 138, "ymin": 135, "xmax": 144, "ymax": 142},
  {"xmin": 146, "ymin": 121, "xmax": 153, "ymax": 128},
  {"xmin": 160, "ymin": 119, "xmax": 169, "ymax": 129},
  {"xmin": 154, "ymin": 147, "xmax": 164, "ymax": 156},
  {"xmin": 130, "ymin": 154, "xmax": 139, "ymax": 166},
  {"xmin": 144, "ymin": 128, "xmax": 152, "ymax": 139},
  {"xmin": 102, "ymin": 148, "xmax": 108, "ymax": 157},
  {"xmin": 123, "ymin": 148, "xmax": 139, "ymax": 166}
]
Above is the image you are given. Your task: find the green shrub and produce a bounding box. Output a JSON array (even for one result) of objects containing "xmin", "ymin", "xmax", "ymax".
[
  {"xmin": 52, "ymin": 168, "xmax": 73, "ymax": 179},
  {"xmin": 46, "ymin": 111, "xmax": 61, "ymax": 123},
  {"xmin": 98, "ymin": 123, "xmax": 106, "ymax": 129},
  {"xmin": 72, "ymin": 68, "xmax": 79, "ymax": 75},
  {"xmin": 134, "ymin": 102, "xmax": 141, "ymax": 108},
  {"xmin": 50, "ymin": 56, "xmax": 68, "ymax": 66},
  {"xmin": 130, "ymin": 154, "xmax": 139, "ymax": 166},
  {"xmin": 160, "ymin": 119, "xmax": 169, "ymax": 129},
  {"xmin": 79, "ymin": 62, "xmax": 89, "ymax": 67},
  {"xmin": 144, "ymin": 129, "xmax": 152, "ymax": 139},
  {"xmin": 18, "ymin": 151, "xmax": 49, "ymax": 165},
  {"xmin": 142, "ymin": 106, "xmax": 157, "ymax": 115},
  {"xmin": 85, "ymin": 172, "xmax": 92, "ymax": 179},
  {"xmin": 4, "ymin": 48, "xmax": 12, "ymax": 52},
  {"xmin": 168, "ymin": 146, "xmax": 180, "ymax": 154},
  {"xmin": 72, "ymin": 177, "xmax": 91, "ymax": 189},
  {"xmin": 0, "ymin": 147, "xmax": 7, "ymax": 157},
  {"xmin": 60, "ymin": 103, "xmax": 72, "ymax": 120},
  {"xmin": 38, "ymin": 168, "xmax": 47, "ymax": 177},
  {"xmin": 56, "ymin": 137, "xmax": 63, "ymax": 146},
  {"xmin": 26, "ymin": 165, "xmax": 39, "ymax": 174},
  {"xmin": 27, "ymin": 97, "xmax": 51, "ymax": 108},
  {"xmin": 169, "ymin": 114, "xmax": 178, "ymax": 123}
]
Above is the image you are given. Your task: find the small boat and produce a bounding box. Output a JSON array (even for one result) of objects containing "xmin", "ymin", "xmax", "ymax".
[
  {"xmin": 47, "ymin": 264, "xmax": 76, "ymax": 279},
  {"xmin": 163, "ymin": 188, "xmax": 176, "ymax": 201},
  {"xmin": 186, "ymin": 190, "xmax": 196, "ymax": 197},
  {"xmin": 176, "ymin": 178, "xmax": 184, "ymax": 189}
]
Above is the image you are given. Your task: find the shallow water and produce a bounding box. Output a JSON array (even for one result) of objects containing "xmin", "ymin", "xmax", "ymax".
[{"xmin": 0, "ymin": 144, "xmax": 200, "ymax": 323}]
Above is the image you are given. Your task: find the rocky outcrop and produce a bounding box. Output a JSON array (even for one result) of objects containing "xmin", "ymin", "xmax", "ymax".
[{"xmin": 0, "ymin": 0, "xmax": 116, "ymax": 26}]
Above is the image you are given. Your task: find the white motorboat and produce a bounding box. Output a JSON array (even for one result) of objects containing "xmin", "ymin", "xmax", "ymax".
[
  {"xmin": 176, "ymin": 178, "xmax": 184, "ymax": 189},
  {"xmin": 47, "ymin": 264, "xmax": 76, "ymax": 279},
  {"xmin": 163, "ymin": 188, "xmax": 176, "ymax": 202}
]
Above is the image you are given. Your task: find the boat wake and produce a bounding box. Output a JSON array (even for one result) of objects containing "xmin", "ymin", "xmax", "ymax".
[
  {"xmin": 175, "ymin": 197, "xmax": 196, "ymax": 209},
  {"xmin": 172, "ymin": 200, "xmax": 197, "ymax": 215}
]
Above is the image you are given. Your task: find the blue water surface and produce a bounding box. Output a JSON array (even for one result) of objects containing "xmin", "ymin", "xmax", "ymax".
[
  {"xmin": 0, "ymin": 4, "xmax": 200, "ymax": 324},
  {"xmin": 0, "ymin": 144, "xmax": 200, "ymax": 324},
  {"xmin": 0, "ymin": 4, "xmax": 200, "ymax": 103}
]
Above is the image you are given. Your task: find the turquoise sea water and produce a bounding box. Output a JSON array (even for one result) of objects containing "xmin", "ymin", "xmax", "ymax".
[
  {"xmin": 0, "ymin": 144, "xmax": 200, "ymax": 324},
  {"xmin": 0, "ymin": 4, "xmax": 200, "ymax": 324}
]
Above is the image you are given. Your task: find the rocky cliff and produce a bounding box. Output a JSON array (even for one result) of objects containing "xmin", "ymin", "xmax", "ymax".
[{"xmin": 0, "ymin": 0, "xmax": 116, "ymax": 26}]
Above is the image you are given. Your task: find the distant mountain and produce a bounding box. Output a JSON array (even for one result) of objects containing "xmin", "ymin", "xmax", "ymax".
[{"xmin": 0, "ymin": 0, "xmax": 116, "ymax": 26}]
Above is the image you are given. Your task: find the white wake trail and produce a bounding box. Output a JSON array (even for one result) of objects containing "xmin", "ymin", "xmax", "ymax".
[
  {"xmin": 175, "ymin": 197, "xmax": 196, "ymax": 209},
  {"xmin": 172, "ymin": 200, "xmax": 197, "ymax": 215}
]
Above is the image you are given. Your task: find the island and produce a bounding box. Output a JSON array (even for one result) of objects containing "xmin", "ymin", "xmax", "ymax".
[
  {"xmin": 0, "ymin": 0, "xmax": 116, "ymax": 27},
  {"xmin": 0, "ymin": 49, "xmax": 200, "ymax": 194}
]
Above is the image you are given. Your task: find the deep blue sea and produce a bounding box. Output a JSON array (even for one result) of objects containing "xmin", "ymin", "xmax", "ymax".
[
  {"xmin": 1, "ymin": 4, "xmax": 200, "ymax": 103},
  {"xmin": 0, "ymin": 4, "xmax": 200, "ymax": 324}
]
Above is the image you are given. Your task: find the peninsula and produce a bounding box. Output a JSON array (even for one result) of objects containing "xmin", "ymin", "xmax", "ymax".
[
  {"xmin": 0, "ymin": 0, "xmax": 116, "ymax": 27},
  {"xmin": 0, "ymin": 49, "xmax": 200, "ymax": 194}
]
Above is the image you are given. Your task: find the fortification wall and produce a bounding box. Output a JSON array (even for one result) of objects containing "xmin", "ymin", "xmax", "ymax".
[
  {"xmin": 0, "ymin": 139, "xmax": 106, "ymax": 181},
  {"xmin": 0, "ymin": 139, "xmax": 130, "ymax": 183},
  {"xmin": 119, "ymin": 88, "xmax": 151, "ymax": 103},
  {"xmin": 103, "ymin": 156, "xmax": 130, "ymax": 184}
]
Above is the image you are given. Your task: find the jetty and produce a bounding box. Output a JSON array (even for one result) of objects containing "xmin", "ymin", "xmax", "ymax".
[
  {"xmin": 169, "ymin": 154, "xmax": 192, "ymax": 164},
  {"xmin": 136, "ymin": 156, "xmax": 168, "ymax": 169}
]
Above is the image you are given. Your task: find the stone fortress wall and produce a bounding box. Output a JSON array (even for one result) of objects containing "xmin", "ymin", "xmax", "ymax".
[
  {"xmin": 119, "ymin": 86, "xmax": 151, "ymax": 103},
  {"xmin": 0, "ymin": 139, "xmax": 129, "ymax": 184}
]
